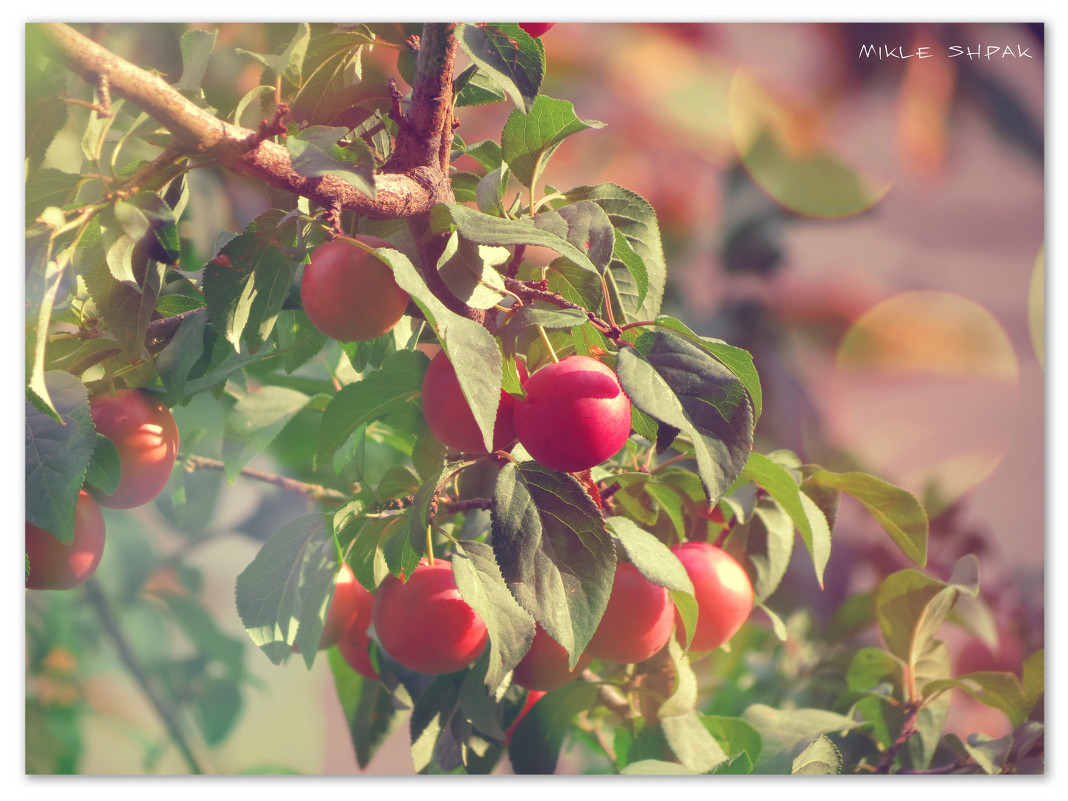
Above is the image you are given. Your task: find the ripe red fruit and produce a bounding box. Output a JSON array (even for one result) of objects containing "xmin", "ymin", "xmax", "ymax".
[
  {"xmin": 512, "ymin": 355, "xmax": 632, "ymax": 472},
  {"xmin": 26, "ymin": 491, "xmax": 106, "ymax": 590},
  {"xmin": 300, "ymin": 236, "xmax": 409, "ymax": 342},
  {"xmin": 89, "ymin": 389, "xmax": 180, "ymax": 509},
  {"xmin": 585, "ymin": 562, "xmax": 675, "ymax": 664},
  {"xmin": 372, "ymin": 559, "xmax": 489, "ymax": 674},
  {"xmin": 671, "ymin": 542, "xmax": 753, "ymax": 652},
  {"xmin": 316, "ymin": 563, "xmax": 369, "ymax": 650},
  {"xmin": 422, "ymin": 351, "xmax": 527, "ymax": 453},
  {"xmin": 519, "ymin": 23, "xmax": 556, "ymax": 37},
  {"xmin": 512, "ymin": 626, "xmax": 591, "ymax": 692}
]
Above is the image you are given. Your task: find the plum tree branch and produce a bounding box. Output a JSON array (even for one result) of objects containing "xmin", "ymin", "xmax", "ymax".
[
  {"xmin": 181, "ymin": 454, "xmax": 349, "ymax": 504},
  {"xmin": 37, "ymin": 22, "xmax": 453, "ymax": 220}
]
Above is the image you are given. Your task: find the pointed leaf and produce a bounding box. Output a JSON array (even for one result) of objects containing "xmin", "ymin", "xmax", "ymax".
[
  {"xmin": 458, "ymin": 23, "xmax": 544, "ymax": 113},
  {"xmin": 501, "ymin": 95, "xmax": 604, "ymax": 188}
]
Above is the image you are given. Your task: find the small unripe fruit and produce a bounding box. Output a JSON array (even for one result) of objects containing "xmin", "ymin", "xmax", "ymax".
[
  {"xmin": 372, "ymin": 559, "xmax": 488, "ymax": 674},
  {"xmin": 512, "ymin": 355, "xmax": 631, "ymax": 472},
  {"xmin": 671, "ymin": 542, "xmax": 753, "ymax": 652},
  {"xmin": 300, "ymin": 236, "xmax": 409, "ymax": 342},
  {"xmin": 585, "ymin": 562, "xmax": 674, "ymax": 664},
  {"xmin": 519, "ymin": 23, "xmax": 556, "ymax": 37},
  {"xmin": 421, "ymin": 351, "xmax": 527, "ymax": 453},
  {"xmin": 512, "ymin": 626, "xmax": 591, "ymax": 692},
  {"xmin": 89, "ymin": 389, "xmax": 180, "ymax": 509},
  {"xmin": 26, "ymin": 491, "xmax": 106, "ymax": 590}
]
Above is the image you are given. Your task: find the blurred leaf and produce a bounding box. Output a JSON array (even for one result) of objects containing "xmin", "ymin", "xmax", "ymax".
[
  {"xmin": 235, "ymin": 23, "xmax": 308, "ymax": 88},
  {"xmin": 620, "ymin": 760, "xmax": 697, "ymax": 775},
  {"xmin": 791, "ymin": 735, "xmax": 842, "ymax": 774},
  {"xmin": 286, "ymin": 125, "xmax": 374, "ymax": 196},
  {"xmin": 329, "ymin": 646, "xmax": 398, "ymax": 769},
  {"xmin": 223, "ymin": 386, "xmax": 310, "ymax": 481},
  {"xmin": 83, "ymin": 433, "xmax": 121, "ymax": 496},
  {"xmin": 741, "ymin": 704, "xmax": 861, "ymax": 774},
  {"xmin": 508, "ymin": 681, "xmax": 599, "ymax": 774}
]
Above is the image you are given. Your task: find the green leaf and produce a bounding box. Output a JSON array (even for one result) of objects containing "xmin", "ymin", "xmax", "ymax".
[
  {"xmin": 288, "ymin": 29, "xmax": 376, "ymax": 125},
  {"xmin": 174, "ymin": 28, "xmax": 218, "ymax": 92},
  {"xmin": 501, "ymin": 95, "xmax": 605, "ymax": 188},
  {"xmin": 562, "ymin": 183, "xmax": 667, "ymax": 320},
  {"xmin": 375, "ymin": 247, "xmax": 502, "ymax": 452},
  {"xmin": 190, "ymin": 678, "xmax": 243, "ymax": 746},
  {"xmin": 272, "ymin": 309, "xmax": 326, "ymax": 373},
  {"xmin": 620, "ymin": 760, "xmax": 698, "ymax": 775},
  {"xmin": 452, "ymin": 541, "xmax": 536, "ymax": 694},
  {"xmin": 962, "ymin": 731, "xmax": 1013, "ymax": 775},
  {"xmin": 25, "ymin": 65, "xmax": 69, "ymax": 176},
  {"xmin": 83, "ymin": 434, "xmax": 121, "ymax": 496},
  {"xmin": 113, "ymin": 192, "xmax": 181, "ymax": 265},
  {"xmin": 498, "ymin": 306, "xmax": 588, "ymax": 357},
  {"xmin": 605, "ymin": 516, "xmax": 693, "ymax": 594},
  {"xmin": 791, "ymin": 735, "xmax": 842, "ymax": 774},
  {"xmin": 804, "ymin": 466, "xmax": 928, "ymax": 567},
  {"xmin": 508, "ymin": 682, "xmax": 600, "ymax": 774},
  {"xmin": 222, "ymin": 386, "xmax": 310, "ymax": 482},
  {"xmin": 616, "ymin": 330, "xmax": 754, "ymax": 502},
  {"xmin": 235, "ymin": 23, "xmax": 309, "ymax": 88},
  {"xmin": 25, "ymin": 371, "xmax": 95, "ymax": 542},
  {"xmin": 531, "ymin": 201, "xmax": 614, "ymax": 271},
  {"xmin": 743, "ymin": 452, "xmax": 831, "ymax": 589},
  {"xmin": 660, "ymin": 638, "xmax": 729, "ymax": 771},
  {"xmin": 435, "ymin": 232, "xmax": 508, "ymax": 309},
  {"xmin": 491, "ymin": 462, "xmax": 615, "ymax": 666},
  {"xmin": 234, "ymin": 515, "xmax": 341, "ymax": 666},
  {"xmin": 286, "ymin": 125, "xmax": 374, "ymax": 197},
  {"xmin": 26, "ymin": 254, "xmax": 70, "ymax": 419},
  {"xmin": 926, "ymin": 672, "xmax": 1029, "ymax": 728},
  {"xmin": 203, "ymin": 227, "xmax": 299, "ymax": 353},
  {"xmin": 701, "ymin": 715, "xmax": 763, "ymax": 767},
  {"xmin": 154, "ymin": 311, "xmax": 209, "ymax": 402},
  {"xmin": 316, "ymin": 349, "xmax": 427, "ymax": 469},
  {"xmin": 25, "ymin": 168, "xmax": 80, "ymax": 225},
  {"xmin": 430, "ymin": 203, "xmax": 600, "ymax": 275},
  {"xmin": 650, "ymin": 316, "xmax": 763, "ymax": 421},
  {"xmin": 610, "ymin": 228, "xmax": 649, "ymax": 311},
  {"xmin": 1022, "ymin": 649, "xmax": 1044, "ymax": 713},
  {"xmin": 458, "ymin": 23, "xmax": 544, "ymax": 113},
  {"xmin": 329, "ymin": 646, "xmax": 398, "ymax": 769}
]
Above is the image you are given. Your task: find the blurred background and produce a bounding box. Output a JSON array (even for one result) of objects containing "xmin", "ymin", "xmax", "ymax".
[{"xmin": 25, "ymin": 21, "xmax": 1044, "ymax": 774}]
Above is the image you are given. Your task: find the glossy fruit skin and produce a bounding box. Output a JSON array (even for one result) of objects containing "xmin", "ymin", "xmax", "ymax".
[
  {"xmin": 519, "ymin": 23, "xmax": 556, "ymax": 37},
  {"xmin": 512, "ymin": 626, "xmax": 591, "ymax": 692},
  {"xmin": 512, "ymin": 355, "xmax": 632, "ymax": 472},
  {"xmin": 26, "ymin": 491, "xmax": 106, "ymax": 590},
  {"xmin": 422, "ymin": 351, "xmax": 527, "ymax": 453},
  {"xmin": 671, "ymin": 542, "xmax": 754, "ymax": 652},
  {"xmin": 372, "ymin": 559, "xmax": 489, "ymax": 674},
  {"xmin": 89, "ymin": 389, "xmax": 180, "ymax": 509},
  {"xmin": 585, "ymin": 562, "xmax": 675, "ymax": 664},
  {"xmin": 318, "ymin": 563, "xmax": 369, "ymax": 650},
  {"xmin": 300, "ymin": 236, "xmax": 409, "ymax": 342}
]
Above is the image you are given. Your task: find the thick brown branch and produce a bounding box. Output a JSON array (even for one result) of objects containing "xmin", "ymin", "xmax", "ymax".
[{"xmin": 38, "ymin": 22, "xmax": 452, "ymax": 220}]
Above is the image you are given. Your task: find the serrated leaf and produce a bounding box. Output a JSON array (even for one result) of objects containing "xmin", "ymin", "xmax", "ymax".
[
  {"xmin": 83, "ymin": 433, "xmax": 121, "ymax": 495},
  {"xmin": 316, "ymin": 349, "xmax": 427, "ymax": 468},
  {"xmin": 452, "ymin": 541, "xmax": 536, "ymax": 693},
  {"xmin": 498, "ymin": 306, "xmax": 587, "ymax": 356},
  {"xmin": 605, "ymin": 516, "xmax": 693, "ymax": 594},
  {"xmin": 174, "ymin": 28, "xmax": 217, "ymax": 92},
  {"xmin": 616, "ymin": 330, "xmax": 754, "ymax": 503},
  {"xmin": 25, "ymin": 168, "xmax": 80, "ymax": 225},
  {"xmin": 458, "ymin": 23, "xmax": 544, "ymax": 113},
  {"xmin": 289, "ymin": 30, "xmax": 376, "ymax": 125},
  {"xmin": 234, "ymin": 515, "xmax": 341, "ymax": 666},
  {"xmin": 435, "ymin": 232, "xmax": 508, "ymax": 309},
  {"xmin": 286, "ymin": 126, "xmax": 375, "ymax": 196},
  {"xmin": 491, "ymin": 462, "xmax": 615, "ymax": 666},
  {"xmin": 501, "ymin": 95, "xmax": 604, "ymax": 188},
  {"xmin": 455, "ymin": 66, "xmax": 509, "ymax": 107},
  {"xmin": 155, "ymin": 311, "xmax": 209, "ymax": 401},
  {"xmin": 563, "ymin": 183, "xmax": 666, "ymax": 320},
  {"xmin": 222, "ymin": 386, "xmax": 310, "ymax": 482},
  {"xmin": 235, "ymin": 23, "xmax": 309, "ymax": 88},
  {"xmin": 26, "ymin": 251, "xmax": 69, "ymax": 418},
  {"xmin": 374, "ymin": 247, "xmax": 502, "ymax": 452},
  {"xmin": 25, "ymin": 371, "xmax": 95, "ymax": 542},
  {"xmin": 660, "ymin": 638, "xmax": 729, "ymax": 772},
  {"xmin": 791, "ymin": 735, "xmax": 842, "ymax": 774},
  {"xmin": 743, "ymin": 452, "xmax": 831, "ymax": 589},
  {"xmin": 805, "ymin": 466, "xmax": 928, "ymax": 567},
  {"xmin": 25, "ymin": 65, "xmax": 68, "ymax": 175},
  {"xmin": 701, "ymin": 715, "xmax": 763, "ymax": 767},
  {"xmin": 741, "ymin": 704, "xmax": 861, "ymax": 774}
]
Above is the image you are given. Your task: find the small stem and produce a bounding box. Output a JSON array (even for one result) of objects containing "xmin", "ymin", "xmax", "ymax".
[
  {"xmin": 536, "ymin": 325, "xmax": 560, "ymax": 363},
  {"xmin": 84, "ymin": 578, "xmax": 206, "ymax": 775},
  {"xmin": 181, "ymin": 454, "xmax": 347, "ymax": 504},
  {"xmin": 426, "ymin": 524, "xmax": 435, "ymax": 565},
  {"xmin": 619, "ymin": 319, "xmax": 657, "ymax": 333},
  {"xmin": 650, "ymin": 453, "xmax": 692, "ymax": 475},
  {"xmin": 599, "ymin": 273, "xmax": 620, "ymax": 331},
  {"xmin": 874, "ymin": 702, "xmax": 921, "ymax": 774}
]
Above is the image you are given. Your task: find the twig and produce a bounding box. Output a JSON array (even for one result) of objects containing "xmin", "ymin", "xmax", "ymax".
[
  {"xmin": 874, "ymin": 703, "xmax": 920, "ymax": 773},
  {"xmin": 181, "ymin": 454, "xmax": 348, "ymax": 504},
  {"xmin": 503, "ymin": 277, "xmax": 622, "ymax": 340},
  {"xmin": 84, "ymin": 578, "xmax": 206, "ymax": 774}
]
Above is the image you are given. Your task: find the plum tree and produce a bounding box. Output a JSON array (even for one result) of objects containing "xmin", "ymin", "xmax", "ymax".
[
  {"xmin": 26, "ymin": 491, "xmax": 106, "ymax": 590},
  {"xmin": 421, "ymin": 350, "xmax": 527, "ymax": 453},
  {"xmin": 293, "ymin": 563, "xmax": 367, "ymax": 651},
  {"xmin": 300, "ymin": 236, "xmax": 410, "ymax": 342},
  {"xmin": 671, "ymin": 542, "xmax": 753, "ymax": 652},
  {"xmin": 89, "ymin": 389, "xmax": 180, "ymax": 509},
  {"xmin": 585, "ymin": 562, "xmax": 675, "ymax": 664},
  {"xmin": 512, "ymin": 355, "xmax": 632, "ymax": 472},
  {"xmin": 371, "ymin": 559, "xmax": 489, "ymax": 674},
  {"xmin": 512, "ymin": 625, "xmax": 591, "ymax": 692}
]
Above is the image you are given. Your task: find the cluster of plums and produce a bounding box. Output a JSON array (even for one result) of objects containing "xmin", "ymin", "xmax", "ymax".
[
  {"xmin": 323, "ymin": 540, "xmax": 753, "ymax": 690},
  {"xmin": 25, "ymin": 389, "xmax": 180, "ymax": 591}
]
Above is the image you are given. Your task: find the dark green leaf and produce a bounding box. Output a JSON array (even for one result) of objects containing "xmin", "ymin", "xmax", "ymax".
[
  {"xmin": 491, "ymin": 462, "xmax": 615, "ymax": 666},
  {"xmin": 83, "ymin": 434, "xmax": 121, "ymax": 495},
  {"xmin": 223, "ymin": 386, "xmax": 310, "ymax": 482},
  {"xmin": 616, "ymin": 330, "xmax": 753, "ymax": 502},
  {"xmin": 329, "ymin": 646, "xmax": 398, "ymax": 769},
  {"xmin": 25, "ymin": 371, "xmax": 95, "ymax": 542},
  {"xmin": 458, "ymin": 23, "xmax": 544, "ymax": 113},
  {"xmin": 286, "ymin": 125, "xmax": 375, "ymax": 196},
  {"xmin": 508, "ymin": 682, "xmax": 599, "ymax": 774}
]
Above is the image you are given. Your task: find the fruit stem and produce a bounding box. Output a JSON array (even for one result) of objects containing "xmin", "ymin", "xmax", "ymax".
[
  {"xmin": 536, "ymin": 325, "xmax": 560, "ymax": 363},
  {"xmin": 425, "ymin": 524, "xmax": 435, "ymax": 565}
]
